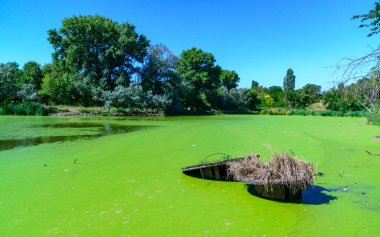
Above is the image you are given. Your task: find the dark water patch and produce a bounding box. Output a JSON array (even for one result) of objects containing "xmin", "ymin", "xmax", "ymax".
[
  {"xmin": 301, "ymin": 186, "xmax": 338, "ymax": 205},
  {"xmin": 0, "ymin": 123, "xmax": 155, "ymax": 151},
  {"xmin": 35, "ymin": 123, "xmax": 150, "ymax": 135},
  {"xmin": 37, "ymin": 123, "xmax": 107, "ymax": 128},
  {"xmin": 247, "ymin": 185, "xmax": 337, "ymax": 205},
  {"xmin": 0, "ymin": 134, "xmax": 98, "ymax": 151}
]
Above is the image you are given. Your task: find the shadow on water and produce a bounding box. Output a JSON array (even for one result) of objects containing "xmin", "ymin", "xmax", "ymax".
[
  {"xmin": 302, "ymin": 185, "xmax": 338, "ymax": 205},
  {"xmin": 0, "ymin": 123, "xmax": 155, "ymax": 151},
  {"xmin": 247, "ymin": 185, "xmax": 337, "ymax": 205}
]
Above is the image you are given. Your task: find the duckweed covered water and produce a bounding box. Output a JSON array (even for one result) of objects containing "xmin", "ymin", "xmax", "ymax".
[{"xmin": 0, "ymin": 115, "xmax": 379, "ymax": 236}]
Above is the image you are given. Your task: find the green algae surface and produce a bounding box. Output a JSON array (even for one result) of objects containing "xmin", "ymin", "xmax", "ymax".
[{"xmin": 1, "ymin": 115, "xmax": 380, "ymax": 236}]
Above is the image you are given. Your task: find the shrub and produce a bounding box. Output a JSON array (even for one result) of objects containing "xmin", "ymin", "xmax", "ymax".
[
  {"xmin": 260, "ymin": 107, "xmax": 289, "ymax": 115},
  {"xmin": 101, "ymin": 85, "xmax": 171, "ymax": 114},
  {"xmin": 259, "ymin": 108, "xmax": 368, "ymax": 117},
  {"xmin": 0, "ymin": 103, "xmax": 49, "ymax": 115},
  {"xmin": 367, "ymin": 113, "xmax": 380, "ymax": 125}
]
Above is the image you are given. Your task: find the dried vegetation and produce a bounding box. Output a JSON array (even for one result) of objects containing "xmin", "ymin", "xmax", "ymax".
[{"xmin": 228, "ymin": 152, "xmax": 315, "ymax": 194}]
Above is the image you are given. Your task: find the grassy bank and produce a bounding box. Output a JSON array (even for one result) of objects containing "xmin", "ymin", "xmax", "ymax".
[{"xmin": 260, "ymin": 107, "xmax": 368, "ymax": 117}]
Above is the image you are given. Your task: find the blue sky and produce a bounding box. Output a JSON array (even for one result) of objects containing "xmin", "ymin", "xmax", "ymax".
[{"xmin": 0, "ymin": 0, "xmax": 377, "ymax": 90}]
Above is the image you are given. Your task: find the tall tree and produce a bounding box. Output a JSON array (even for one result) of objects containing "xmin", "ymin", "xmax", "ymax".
[
  {"xmin": 48, "ymin": 15, "xmax": 149, "ymax": 92},
  {"xmin": 351, "ymin": 76, "xmax": 380, "ymax": 113},
  {"xmin": 139, "ymin": 44, "xmax": 178, "ymax": 95},
  {"xmin": 39, "ymin": 63, "xmax": 76, "ymax": 105},
  {"xmin": 251, "ymin": 80, "xmax": 260, "ymax": 91},
  {"xmin": 0, "ymin": 62, "xmax": 22, "ymax": 104},
  {"xmin": 293, "ymin": 84, "xmax": 321, "ymax": 108},
  {"xmin": 176, "ymin": 47, "xmax": 221, "ymax": 111},
  {"xmin": 22, "ymin": 61, "xmax": 43, "ymax": 89},
  {"xmin": 322, "ymin": 83, "xmax": 359, "ymax": 112},
  {"xmin": 268, "ymin": 86, "xmax": 284, "ymax": 107},
  {"xmin": 220, "ymin": 69, "xmax": 239, "ymax": 90},
  {"xmin": 283, "ymin": 68, "xmax": 296, "ymax": 107}
]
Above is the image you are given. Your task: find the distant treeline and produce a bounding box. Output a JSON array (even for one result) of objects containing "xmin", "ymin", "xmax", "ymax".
[{"xmin": 0, "ymin": 15, "xmax": 377, "ymax": 115}]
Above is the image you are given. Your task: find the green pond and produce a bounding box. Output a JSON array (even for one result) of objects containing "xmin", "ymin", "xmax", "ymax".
[{"xmin": 0, "ymin": 115, "xmax": 379, "ymax": 236}]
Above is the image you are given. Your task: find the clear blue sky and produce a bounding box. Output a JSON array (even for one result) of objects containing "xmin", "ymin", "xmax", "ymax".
[{"xmin": 0, "ymin": 0, "xmax": 377, "ymax": 90}]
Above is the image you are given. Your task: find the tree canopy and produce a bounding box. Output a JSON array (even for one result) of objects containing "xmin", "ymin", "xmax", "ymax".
[
  {"xmin": 1, "ymin": 14, "xmax": 373, "ymax": 116},
  {"xmin": 48, "ymin": 15, "xmax": 149, "ymax": 89},
  {"xmin": 0, "ymin": 62, "xmax": 22, "ymax": 104},
  {"xmin": 176, "ymin": 47, "xmax": 222, "ymax": 111},
  {"xmin": 21, "ymin": 61, "xmax": 43, "ymax": 89},
  {"xmin": 220, "ymin": 69, "xmax": 240, "ymax": 90},
  {"xmin": 139, "ymin": 44, "xmax": 178, "ymax": 95},
  {"xmin": 283, "ymin": 68, "xmax": 296, "ymax": 107},
  {"xmin": 352, "ymin": 2, "xmax": 380, "ymax": 37}
]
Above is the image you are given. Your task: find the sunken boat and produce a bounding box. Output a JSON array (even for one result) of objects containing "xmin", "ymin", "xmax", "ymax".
[
  {"xmin": 181, "ymin": 156, "xmax": 258, "ymax": 181},
  {"xmin": 227, "ymin": 153, "xmax": 315, "ymax": 201},
  {"xmin": 182, "ymin": 152, "xmax": 314, "ymax": 201}
]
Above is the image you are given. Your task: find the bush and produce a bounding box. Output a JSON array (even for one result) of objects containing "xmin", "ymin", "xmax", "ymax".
[
  {"xmin": 259, "ymin": 107, "xmax": 368, "ymax": 117},
  {"xmin": 367, "ymin": 113, "xmax": 380, "ymax": 125},
  {"xmin": 288, "ymin": 109, "xmax": 310, "ymax": 116},
  {"xmin": 331, "ymin": 111, "xmax": 344, "ymax": 117},
  {"xmin": 219, "ymin": 88, "xmax": 260, "ymax": 113},
  {"xmin": 345, "ymin": 111, "xmax": 368, "ymax": 117},
  {"xmin": 77, "ymin": 106, "xmax": 104, "ymax": 115},
  {"xmin": 320, "ymin": 110, "xmax": 332, "ymax": 116},
  {"xmin": 0, "ymin": 103, "xmax": 50, "ymax": 115},
  {"xmin": 260, "ymin": 107, "xmax": 289, "ymax": 115},
  {"xmin": 101, "ymin": 85, "xmax": 171, "ymax": 113}
]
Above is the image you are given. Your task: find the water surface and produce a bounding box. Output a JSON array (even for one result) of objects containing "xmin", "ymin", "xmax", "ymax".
[
  {"xmin": 0, "ymin": 122, "xmax": 153, "ymax": 151},
  {"xmin": 0, "ymin": 115, "xmax": 379, "ymax": 236}
]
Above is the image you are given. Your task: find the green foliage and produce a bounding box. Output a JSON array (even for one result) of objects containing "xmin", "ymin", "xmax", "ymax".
[
  {"xmin": 139, "ymin": 44, "xmax": 178, "ymax": 94},
  {"xmin": 322, "ymin": 83, "xmax": 350, "ymax": 111},
  {"xmin": 268, "ymin": 86, "xmax": 284, "ymax": 107},
  {"xmin": 367, "ymin": 112, "xmax": 380, "ymax": 125},
  {"xmin": 288, "ymin": 109, "xmax": 323, "ymax": 116},
  {"xmin": 289, "ymin": 109, "xmax": 367, "ymax": 117},
  {"xmin": 322, "ymin": 79, "xmax": 380, "ymax": 113},
  {"xmin": 76, "ymin": 106, "xmax": 105, "ymax": 115},
  {"xmin": 283, "ymin": 68, "xmax": 296, "ymax": 107},
  {"xmin": 259, "ymin": 107, "xmax": 367, "ymax": 117},
  {"xmin": 0, "ymin": 62, "xmax": 22, "ymax": 104},
  {"xmin": 260, "ymin": 107, "xmax": 289, "ymax": 115},
  {"xmin": 101, "ymin": 85, "xmax": 171, "ymax": 113},
  {"xmin": 17, "ymin": 84, "xmax": 39, "ymax": 102},
  {"xmin": 39, "ymin": 63, "xmax": 76, "ymax": 105},
  {"xmin": 292, "ymin": 84, "xmax": 321, "ymax": 108},
  {"xmin": 219, "ymin": 88, "xmax": 260, "ymax": 112},
  {"xmin": 251, "ymin": 80, "xmax": 260, "ymax": 91},
  {"xmin": 220, "ymin": 69, "xmax": 239, "ymax": 90},
  {"xmin": 261, "ymin": 93, "xmax": 274, "ymax": 107},
  {"xmin": 1, "ymin": 14, "xmax": 376, "ymax": 117},
  {"xmin": 176, "ymin": 47, "xmax": 221, "ymax": 111},
  {"xmin": 0, "ymin": 103, "xmax": 49, "ymax": 115},
  {"xmin": 351, "ymin": 76, "xmax": 380, "ymax": 113},
  {"xmin": 352, "ymin": 2, "xmax": 380, "ymax": 37},
  {"xmin": 48, "ymin": 15, "xmax": 149, "ymax": 90},
  {"xmin": 21, "ymin": 61, "xmax": 42, "ymax": 89}
]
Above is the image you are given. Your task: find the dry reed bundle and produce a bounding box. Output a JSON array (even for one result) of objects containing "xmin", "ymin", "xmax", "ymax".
[{"xmin": 228, "ymin": 152, "xmax": 314, "ymax": 194}]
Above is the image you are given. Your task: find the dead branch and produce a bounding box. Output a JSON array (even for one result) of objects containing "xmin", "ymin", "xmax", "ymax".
[
  {"xmin": 366, "ymin": 150, "xmax": 380, "ymax": 156},
  {"xmin": 335, "ymin": 45, "xmax": 380, "ymax": 84},
  {"xmin": 228, "ymin": 152, "xmax": 314, "ymax": 194}
]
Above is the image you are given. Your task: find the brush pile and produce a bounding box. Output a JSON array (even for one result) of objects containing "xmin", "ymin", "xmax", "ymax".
[{"xmin": 228, "ymin": 152, "xmax": 314, "ymax": 194}]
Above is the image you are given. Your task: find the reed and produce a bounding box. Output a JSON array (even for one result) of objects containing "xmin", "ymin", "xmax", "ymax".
[{"xmin": 228, "ymin": 152, "xmax": 314, "ymax": 195}]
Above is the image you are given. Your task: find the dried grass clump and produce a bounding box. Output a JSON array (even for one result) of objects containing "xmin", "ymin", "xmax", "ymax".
[{"xmin": 228, "ymin": 152, "xmax": 314, "ymax": 194}]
